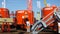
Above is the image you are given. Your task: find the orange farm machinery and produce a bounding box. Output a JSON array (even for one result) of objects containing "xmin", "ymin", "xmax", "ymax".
[
  {"xmin": 15, "ymin": 10, "xmax": 34, "ymax": 30},
  {"xmin": 0, "ymin": 8, "xmax": 14, "ymax": 32},
  {"xmin": 0, "ymin": 0, "xmax": 60, "ymax": 34}
]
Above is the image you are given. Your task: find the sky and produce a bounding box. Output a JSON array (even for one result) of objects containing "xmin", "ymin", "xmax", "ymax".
[{"xmin": 0, "ymin": 0, "xmax": 60, "ymax": 17}]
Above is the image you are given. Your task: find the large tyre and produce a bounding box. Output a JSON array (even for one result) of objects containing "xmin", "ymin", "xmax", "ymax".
[
  {"xmin": 10, "ymin": 25, "xmax": 15, "ymax": 29},
  {"xmin": 16, "ymin": 25, "xmax": 20, "ymax": 30}
]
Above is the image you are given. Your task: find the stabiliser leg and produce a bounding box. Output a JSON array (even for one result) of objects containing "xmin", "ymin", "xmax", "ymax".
[
  {"xmin": 1, "ymin": 23, "xmax": 4, "ymax": 32},
  {"xmin": 7, "ymin": 23, "xmax": 10, "ymax": 32},
  {"xmin": 1, "ymin": 23, "xmax": 10, "ymax": 32}
]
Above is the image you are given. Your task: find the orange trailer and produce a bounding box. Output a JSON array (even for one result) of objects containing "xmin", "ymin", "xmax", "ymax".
[{"xmin": 16, "ymin": 10, "xmax": 34, "ymax": 29}]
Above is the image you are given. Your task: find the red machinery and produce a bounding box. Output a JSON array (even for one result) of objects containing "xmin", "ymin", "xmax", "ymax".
[
  {"xmin": 16, "ymin": 10, "xmax": 34, "ymax": 30},
  {"xmin": 31, "ymin": 5, "xmax": 58, "ymax": 34},
  {"xmin": 15, "ymin": 0, "xmax": 34, "ymax": 31},
  {"xmin": 0, "ymin": 8, "xmax": 9, "ymax": 18},
  {"xmin": 0, "ymin": 8, "xmax": 10, "ymax": 32},
  {"xmin": 42, "ymin": 5, "xmax": 58, "ymax": 31},
  {"xmin": 27, "ymin": 0, "xmax": 32, "ymax": 10}
]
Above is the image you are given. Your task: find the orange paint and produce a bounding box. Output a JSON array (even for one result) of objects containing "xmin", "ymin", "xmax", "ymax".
[
  {"xmin": 16, "ymin": 10, "xmax": 34, "ymax": 25},
  {"xmin": 42, "ymin": 6, "xmax": 57, "ymax": 26},
  {"xmin": 42, "ymin": 7, "xmax": 53, "ymax": 18},
  {"xmin": 0, "ymin": 8, "xmax": 10, "ymax": 18},
  {"xmin": 0, "ymin": 8, "xmax": 10, "ymax": 32}
]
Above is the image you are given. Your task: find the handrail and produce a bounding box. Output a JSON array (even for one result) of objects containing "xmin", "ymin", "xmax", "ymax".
[{"xmin": 31, "ymin": 9, "xmax": 55, "ymax": 34}]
